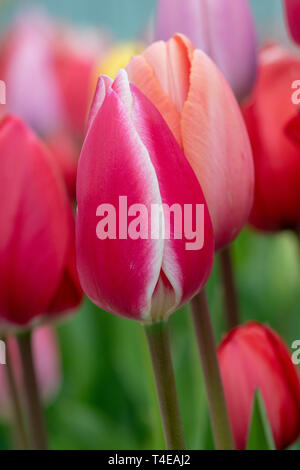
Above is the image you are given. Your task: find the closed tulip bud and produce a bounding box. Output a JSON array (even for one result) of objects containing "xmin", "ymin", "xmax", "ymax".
[
  {"xmin": 0, "ymin": 327, "xmax": 61, "ymax": 416},
  {"xmin": 0, "ymin": 115, "xmax": 76, "ymax": 327},
  {"xmin": 155, "ymin": 0, "xmax": 257, "ymax": 102},
  {"xmin": 127, "ymin": 34, "xmax": 254, "ymax": 250},
  {"xmin": 218, "ymin": 322, "xmax": 300, "ymax": 449},
  {"xmin": 242, "ymin": 44, "xmax": 300, "ymax": 231},
  {"xmin": 283, "ymin": 0, "xmax": 300, "ymax": 45},
  {"xmin": 76, "ymin": 70, "xmax": 214, "ymax": 322}
]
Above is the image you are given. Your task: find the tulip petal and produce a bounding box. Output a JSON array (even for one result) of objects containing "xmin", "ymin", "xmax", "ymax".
[
  {"xmin": 77, "ymin": 88, "xmax": 164, "ymax": 320},
  {"xmin": 48, "ymin": 211, "xmax": 82, "ymax": 315},
  {"xmin": 181, "ymin": 49, "xmax": 254, "ymax": 249},
  {"xmin": 86, "ymin": 75, "xmax": 112, "ymax": 133},
  {"xmin": 204, "ymin": 0, "xmax": 257, "ymax": 102},
  {"xmin": 0, "ymin": 115, "xmax": 69, "ymax": 325},
  {"xmin": 127, "ymin": 49, "xmax": 182, "ymax": 144}
]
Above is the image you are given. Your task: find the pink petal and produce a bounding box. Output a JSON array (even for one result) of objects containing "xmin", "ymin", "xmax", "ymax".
[{"xmin": 76, "ymin": 88, "xmax": 164, "ymax": 320}]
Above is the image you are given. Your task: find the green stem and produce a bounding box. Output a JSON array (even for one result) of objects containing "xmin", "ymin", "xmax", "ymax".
[
  {"xmin": 17, "ymin": 331, "xmax": 48, "ymax": 450},
  {"xmin": 4, "ymin": 336, "xmax": 29, "ymax": 449},
  {"xmin": 190, "ymin": 290, "xmax": 235, "ymax": 450},
  {"xmin": 219, "ymin": 246, "xmax": 240, "ymax": 331},
  {"xmin": 144, "ymin": 321, "xmax": 186, "ymax": 450}
]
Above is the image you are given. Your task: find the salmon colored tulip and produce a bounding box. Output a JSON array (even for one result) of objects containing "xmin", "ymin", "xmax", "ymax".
[
  {"xmin": 218, "ymin": 322, "xmax": 300, "ymax": 449},
  {"xmin": 283, "ymin": 0, "xmax": 300, "ymax": 45},
  {"xmin": 76, "ymin": 70, "xmax": 214, "ymax": 322},
  {"xmin": 127, "ymin": 34, "xmax": 254, "ymax": 251},
  {"xmin": 0, "ymin": 114, "xmax": 79, "ymax": 327},
  {"xmin": 242, "ymin": 44, "xmax": 300, "ymax": 231},
  {"xmin": 0, "ymin": 327, "xmax": 61, "ymax": 416},
  {"xmin": 155, "ymin": 0, "xmax": 257, "ymax": 102}
]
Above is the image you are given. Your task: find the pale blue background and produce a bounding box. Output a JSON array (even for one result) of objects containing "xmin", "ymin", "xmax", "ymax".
[{"xmin": 0, "ymin": 0, "xmax": 290, "ymax": 44}]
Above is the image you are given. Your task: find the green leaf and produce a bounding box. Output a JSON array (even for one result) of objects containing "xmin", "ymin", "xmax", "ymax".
[{"xmin": 246, "ymin": 390, "xmax": 276, "ymax": 450}]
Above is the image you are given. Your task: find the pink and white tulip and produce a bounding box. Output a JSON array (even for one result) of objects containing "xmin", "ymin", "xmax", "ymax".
[{"xmin": 76, "ymin": 70, "xmax": 214, "ymax": 322}]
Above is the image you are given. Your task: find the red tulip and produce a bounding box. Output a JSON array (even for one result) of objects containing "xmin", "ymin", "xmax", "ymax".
[
  {"xmin": 218, "ymin": 322, "xmax": 300, "ymax": 449},
  {"xmin": 76, "ymin": 70, "xmax": 214, "ymax": 322},
  {"xmin": 242, "ymin": 44, "xmax": 300, "ymax": 231},
  {"xmin": 0, "ymin": 114, "xmax": 78, "ymax": 327},
  {"xmin": 127, "ymin": 34, "xmax": 254, "ymax": 250},
  {"xmin": 283, "ymin": 0, "xmax": 300, "ymax": 45},
  {"xmin": 0, "ymin": 327, "xmax": 61, "ymax": 416}
]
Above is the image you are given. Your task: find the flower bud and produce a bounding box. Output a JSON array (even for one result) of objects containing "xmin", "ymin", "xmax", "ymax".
[{"xmin": 218, "ymin": 322, "xmax": 300, "ymax": 449}]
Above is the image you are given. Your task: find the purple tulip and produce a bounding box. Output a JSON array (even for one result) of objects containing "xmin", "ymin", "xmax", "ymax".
[{"xmin": 155, "ymin": 0, "xmax": 257, "ymax": 102}]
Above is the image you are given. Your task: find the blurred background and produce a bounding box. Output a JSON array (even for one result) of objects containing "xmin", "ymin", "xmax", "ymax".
[{"xmin": 0, "ymin": 0, "xmax": 299, "ymax": 450}]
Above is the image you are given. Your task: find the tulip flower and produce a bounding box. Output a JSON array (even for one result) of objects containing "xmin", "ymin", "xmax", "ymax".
[
  {"xmin": 76, "ymin": 69, "xmax": 214, "ymax": 322},
  {"xmin": 0, "ymin": 13, "xmax": 63, "ymax": 135},
  {"xmin": 155, "ymin": 0, "xmax": 257, "ymax": 102},
  {"xmin": 127, "ymin": 34, "xmax": 254, "ymax": 251},
  {"xmin": 242, "ymin": 44, "xmax": 300, "ymax": 231},
  {"xmin": 0, "ymin": 114, "xmax": 77, "ymax": 327},
  {"xmin": 218, "ymin": 322, "xmax": 300, "ymax": 449},
  {"xmin": 0, "ymin": 11, "xmax": 105, "ymax": 137},
  {"xmin": 0, "ymin": 327, "xmax": 61, "ymax": 417},
  {"xmin": 283, "ymin": 0, "xmax": 300, "ymax": 45}
]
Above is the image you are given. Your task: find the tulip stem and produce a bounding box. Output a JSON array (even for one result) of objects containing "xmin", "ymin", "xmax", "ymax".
[
  {"xmin": 144, "ymin": 321, "xmax": 186, "ymax": 450},
  {"xmin": 219, "ymin": 246, "xmax": 240, "ymax": 331},
  {"xmin": 17, "ymin": 330, "xmax": 48, "ymax": 450},
  {"xmin": 190, "ymin": 290, "xmax": 235, "ymax": 450},
  {"xmin": 4, "ymin": 336, "xmax": 29, "ymax": 449}
]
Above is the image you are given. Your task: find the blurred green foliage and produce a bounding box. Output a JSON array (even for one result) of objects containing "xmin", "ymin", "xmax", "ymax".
[{"xmin": 0, "ymin": 227, "xmax": 299, "ymax": 449}]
